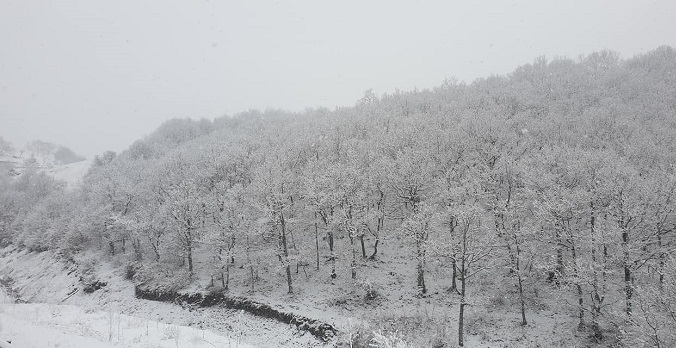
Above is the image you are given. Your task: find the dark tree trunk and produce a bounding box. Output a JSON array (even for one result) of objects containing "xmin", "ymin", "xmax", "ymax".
[
  {"xmin": 556, "ymin": 227, "xmax": 564, "ymax": 282},
  {"xmin": 369, "ymin": 239, "xmax": 379, "ymax": 260},
  {"xmin": 450, "ymin": 257, "xmax": 457, "ymax": 291},
  {"xmin": 359, "ymin": 234, "xmax": 366, "ymax": 258},
  {"xmin": 658, "ymin": 234, "xmax": 665, "ymax": 284},
  {"xmin": 225, "ymin": 264, "xmax": 230, "ymax": 291},
  {"xmin": 280, "ymin": 212, "xmax": 293, "ymax": 294},
  {"xmin": 186, "ymin": 232, "xmax": 194, "ymax": 274},
  {"xmin": 350, "ymin": 234, "xmax": 356, "ymax": 279},
  {"xmin": 249, "ymin": 266, "xmax": 255, "ymax": 294},
  {"xmin": 518, "ymin": 274, "xmax": 527, "ymax": 326},
  {"xmin": 187, "ymin": 250, "xmax": 194, "ymax": 274},
  {"xmin": 314, "ymin": 214, "xmax": 320, "ymax": 271},
  {"xmin": 328, "ymin": 229, "xmax": 336, "ymax": 279},
  {"xmin": 458, "ymin": 257, "xmax": 466, "ymax": 347},
  {"xmin": 132, "ymin": 238, "xmax": 143, "ymax": 261},
  {"xmin": 622, "ymin": 228, "xmax": 632, "ymax": 316},
  {"xmin": 516, "ymin": 258, "xmax": 527, "ymax": 326},
  {"xmin": 416, "ymin": 239, "xmax": 426, "ymax": 295},
  {"xmin": 590, "ymin": 202, "xmax": 603, "ymax": 341},
  {"xmin": 370, "ymin": 196, "xmax": 384, "ymax": 260},
  {"xmin": 624, "ymin": 263, "xmax": 632, "ymax": 316},
  {"xmin": 512, "ymin": 229, "xmax": 527, "ymax": 326},
  {"xmin": 571, "ymin": 243, "xmax": 584, "ymax": 330}
]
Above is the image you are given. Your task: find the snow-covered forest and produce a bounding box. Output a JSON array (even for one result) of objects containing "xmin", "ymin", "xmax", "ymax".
[{"xmin": 2, "ymin": 47, "xmax": 676, "ymax": 347}]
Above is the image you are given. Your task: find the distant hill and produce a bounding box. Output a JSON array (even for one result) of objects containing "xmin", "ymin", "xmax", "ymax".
[{"xmin": 0, "ymin": 139, "xmax": 90, "ymax": 188}]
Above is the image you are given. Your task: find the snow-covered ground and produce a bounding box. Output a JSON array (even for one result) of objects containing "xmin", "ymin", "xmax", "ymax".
[
  {"xmin": 46, "ymin": 160, "xmax": 91, "ymax": 188},
  {"xmin": 0, "ymin": 153, "xmax": 91, "ymax": 189},
  {"xmin": 0, "ymin": 295, "xmax": 256, "ymax": 348},
  {"xmin": 0, "ymin": 247, "xmax": 327, "ymax": 348}
]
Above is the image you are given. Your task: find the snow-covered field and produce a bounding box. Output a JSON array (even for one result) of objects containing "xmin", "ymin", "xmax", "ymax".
[
  {"xmin": 0, "ymin": 290, "xmax": 255, "ymax": 348},
  {"xmin": 0, "ymin": 247, "xmax": 325, "ymax": 348}
]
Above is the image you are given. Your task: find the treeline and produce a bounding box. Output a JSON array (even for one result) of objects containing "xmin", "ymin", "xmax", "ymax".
[{"xmin": 1, "ymin": 47, "xmax": 676, "ymax": 346}]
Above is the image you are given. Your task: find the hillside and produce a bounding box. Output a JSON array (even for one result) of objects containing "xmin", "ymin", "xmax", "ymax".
[
  {"xmin": 1, "ymin": 47, "xmax": 676, "ymax": 347},
  {"xmin": 0, "ymin": 140, "xmax": 90, "ymax": 189}
]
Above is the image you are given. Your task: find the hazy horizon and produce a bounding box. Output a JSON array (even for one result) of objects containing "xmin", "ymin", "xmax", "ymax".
[{"xmin": 2, "ymin": 0, "xmax": 675, "ymax": 158}]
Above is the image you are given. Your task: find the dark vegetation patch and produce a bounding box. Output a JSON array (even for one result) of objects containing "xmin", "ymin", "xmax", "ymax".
[
  {"xmin": 82, "ymin": 279, "xmax": 107, "ymax": 293},
  {"xmin": 134, "ymin": 285, "xmax": 337, "ymax": 342},
  {"xmin": 0, "ymin": 275, "xmax": 26, "ymax": 303}
]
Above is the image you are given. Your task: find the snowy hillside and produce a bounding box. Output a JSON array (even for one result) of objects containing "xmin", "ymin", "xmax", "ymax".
[
  {"xmin": 45, "ymin": 159, "xmax": 92, "ymax": 188},
  {"xmin": 0, "ymin": 296, "xmax": 256, "ymax": 348},
  {"xmin": 0, "ymin": 151, "xmax": 90, "ymax": 189},
  {"xmin": 0, "ymin": 247, "xmax": 330, "ymax": 348}
]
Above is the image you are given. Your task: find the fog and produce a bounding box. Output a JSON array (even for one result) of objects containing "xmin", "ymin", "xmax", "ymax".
[{"xmin": 1, "ymin": 0, "xmax": 675, "ymax": 158}]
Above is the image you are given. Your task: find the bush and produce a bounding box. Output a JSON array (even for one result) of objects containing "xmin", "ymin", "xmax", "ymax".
[
  {"xmin": 125, "ymin": 263, "xmax": 139, "ymax": 280},
  {"xmin": 357, "ymin": 279, "xmax": 381, "ymax": 303},
  {"xmin": 131, "ymin": 262, "xmax": 191, "ymax": 293},
  {"xmin": 370, "ymin": 331, "xmax": 409, "ymax": 348},
  {"xmin": 338, "ymin": 321, "xmax": 375, "ymax": 348}
]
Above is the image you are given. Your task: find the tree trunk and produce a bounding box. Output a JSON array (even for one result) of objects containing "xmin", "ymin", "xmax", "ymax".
[
  {"xmin": 416, "ymin": 239, "xmax": 427, "ymax": 295},
  {"xmin": 590, "ymin": 202, "xmax": 603, "ymax": 341},
  {"xmin": 458, "ymin": 257, "xmax": 466, "ymax": 347},
  {"xmin": 132, "ymin": 238, "xmax": 142, "ymax": 261},
  {"xmin": 328, "ymin": 228, "xmax": 336, "ymax": 279},
  {"xmin": 280, "ymin": 212, "xmax": 293, "ymax": 294},
  {"xmin": 359, "ymin": 234, "xmax": 366, "ymax": 258},
  {"xmin": 315, "ymin": 214, "xmax": 320, "ymax": 271},
  {"xmin": 510, "ymin": 224, "xmax": 527, "ymax": 326},
  {"xmin": 186, "ymin": 231, "xmax": 194, "ymax": 274},
  {"xmin": 245, "ymin": 234, "xmax": 255, "ymax": 294},
  {"xmin": 249, "ymin": 266, "xmax": 255, "ymax": 294},
  {"xmin": 187, "ymin": 250, "xmax": 193, "ymax": 274},
  {"xmin": 153, "ymin": 246, "xmax": 160, "ymax": 261},
  {"xmin": 622, "ymin": 227, "xmax": 632, "ymax": 316},
  {"xmin": 658, "ymin": 234, "xmax": 665, "ymax": 284},
  {"xmin": 624, "ymin": 263, "xmax": 632, "ymax": 316},
  {"xmin": 225, "ymin": 263, "xmax": 230, "ymax": 291},
  {"xmin": 571, "ymin": 243, "xmax": 584, "ymax": 330},
  {"xmin": 518, "ymin": 272, "xmax": 527, "ymax": 326},
  {"xmin": 350, "ymin": 233, "xmax": 357, "ymax": 279},
  {"xmin": 369, "ymin": 239, "xmax": 379, "ymax": 260},
  {"xmin": 450, "ymin": 257, "xmax": 457, "ymax": 292},
  {"xmin": 555, "ymin": 226, "xmax": 564, "ymax": 283},
  {"xmin": 370, "ymin": 198, "xmax": 384, "ymax": 260}
]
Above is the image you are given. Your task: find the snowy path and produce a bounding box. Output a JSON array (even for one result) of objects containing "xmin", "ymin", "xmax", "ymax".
[{"xmin": 0, "ymin": 294, "xmax": 255, "ymax": 348}]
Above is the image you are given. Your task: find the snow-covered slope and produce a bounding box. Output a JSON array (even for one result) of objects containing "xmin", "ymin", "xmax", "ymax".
[
  {"xmin": 46, "ymin": 159, "xmax": 91, "ymax": 188},
  {"xmin": 0, "ymin": 247, "xmax": 331, "ymax": 348},
  {"xmin": 0, "ymin": 300, "xmax": 257, "ymax": 348},
  {"xmin": 0, "ymin": 153, "xmax": 91, "ymax": 189}
]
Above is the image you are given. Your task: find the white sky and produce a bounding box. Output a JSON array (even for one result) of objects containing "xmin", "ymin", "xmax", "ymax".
[{"xmin": 1, "ymin": 0, "xmax": 675, "ymax": 158}]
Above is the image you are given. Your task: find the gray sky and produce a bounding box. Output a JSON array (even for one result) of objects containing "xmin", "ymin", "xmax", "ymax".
[{"xmin": 1, "ymin": 0, "xmax": 675, "ymax": 158}]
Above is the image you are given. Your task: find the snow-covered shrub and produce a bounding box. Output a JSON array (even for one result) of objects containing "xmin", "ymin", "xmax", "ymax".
[
  {"xmin": 370, "ymin": 330, "xmax": 409, "ymax": 348},
  {"xmin": 163, "ymin": 325, "xmax": 181, "ymax": 345},
  {"xmin": 131, "ymin": 262, "xmax": 191, "ymax": 292},
  {"xmin": 357, "ymin": 279, "xmax": 381, "ymax": 302},
  {"xmin": 338, "ymin": 320, "xmax": 374, "ymax": 348}
]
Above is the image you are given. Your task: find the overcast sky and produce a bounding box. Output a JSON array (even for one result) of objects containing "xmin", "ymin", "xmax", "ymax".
[{"xmin": 1, "ymin": 1, "xmax": 675, "ymax": 158}]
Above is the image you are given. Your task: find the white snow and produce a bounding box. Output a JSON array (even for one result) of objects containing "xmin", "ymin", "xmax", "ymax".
[
  {"xmin": 46, "ymin": 160, "xmax": 91, "ymax": 188},
  {"xmin": 0, "ymin": 247, "xmax": 325, "ymax": 348},
  {"xmin": 0, "ymin": 297, "xmax": 256, "ymax": 348},
  {"xmin": 0, "ymin": 152, "xmax": 91, "ymax": 189}
]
